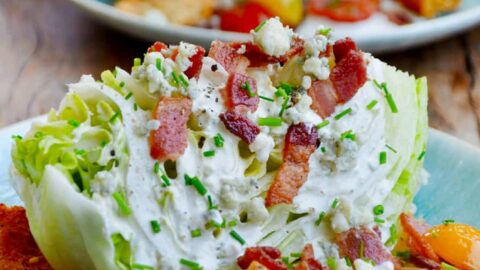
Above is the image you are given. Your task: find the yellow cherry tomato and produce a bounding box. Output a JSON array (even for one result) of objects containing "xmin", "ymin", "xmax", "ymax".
[
  {"xmin": 424, "ymin": 223, "xmax": 480, "ymax": 270},
  {"xmin": 247, "ymin": 0, "xmax": 303, "ymax": 26}
]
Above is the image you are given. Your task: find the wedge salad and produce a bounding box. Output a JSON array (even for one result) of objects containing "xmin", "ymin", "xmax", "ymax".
[{"xmin": 9, "ymin": 18, "xmax": 480, "ymax": 270}]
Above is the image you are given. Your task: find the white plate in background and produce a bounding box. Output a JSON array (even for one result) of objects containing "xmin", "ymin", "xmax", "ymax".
[{"xmin": 69, "ymin": 0, "xmax": 480, "ymax": 53}]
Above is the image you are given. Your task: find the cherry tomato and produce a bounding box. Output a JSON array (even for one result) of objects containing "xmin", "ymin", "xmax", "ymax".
[
  {"xmin": 308, "ymin": 0, "xmax": 380, "ymax": 22},
  {"xmin": 424, "ymin": 224, "xmax": 480, "ymax": 270},
  {"xmin": 219, "ymin": 3, "xmax": 272, "ymax": 33}
]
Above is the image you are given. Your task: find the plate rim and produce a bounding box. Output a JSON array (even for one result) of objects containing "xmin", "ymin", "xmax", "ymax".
[{"xmin": 69, "ymin": 0, "xmax": 480, "ymax": 53}]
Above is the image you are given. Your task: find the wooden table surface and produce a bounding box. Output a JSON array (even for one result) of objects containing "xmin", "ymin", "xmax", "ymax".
[{"xmin": 1, "ymin": 0, "xmax": 480, "ymax": 145}]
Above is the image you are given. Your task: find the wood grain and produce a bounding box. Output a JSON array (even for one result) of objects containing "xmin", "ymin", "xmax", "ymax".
[{"xmin": 0, "ymin": 0, "xmax": 480, "ymax": 146}]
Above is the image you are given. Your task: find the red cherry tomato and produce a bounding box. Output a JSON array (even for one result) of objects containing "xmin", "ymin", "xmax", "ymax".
[
  {"xmin": 219, "ymin": 3, "xmax": 273, "ymax": 33},
  {"xmin": 308, "ymin": 0, "xmax": 380, "ymax": 22}
]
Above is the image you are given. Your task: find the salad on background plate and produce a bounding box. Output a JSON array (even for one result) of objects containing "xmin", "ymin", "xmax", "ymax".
[{"xmin": 2, "ymin": 18, "xmax": 480, "ymax": 270}]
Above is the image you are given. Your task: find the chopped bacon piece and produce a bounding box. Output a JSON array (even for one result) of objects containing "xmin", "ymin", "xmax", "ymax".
[
  {"xmin": 147, "ymin": 41, "xmax": 168, "ymax": 53},
  {"xmin": 150, "ymin": 96, "xmax": 192, "ymax": 161},
  {"xmin": 208, "ymin": 41, "xmax": 250, "ymax": 74},
  {"xmin": 330, "ymin": 50, "xmax": 367, "ymax": 104},
  {"xmin": 237, "ymin": 247, "xmax": 287, "ymax": 270},
  {"xmin": 337, "ymin": 226, "xmax": 394, "ymax": 264},
  {"xmin": 308, "ymin": 80, "xmax": 338, "ymax": 119},
  {"xmin": 400, "ymin": 214, "xmax": 440, "ymax": 262},
  {"xmin": 293, "ymin": 244, "xmax": 327, "ymax": 270},
  {"xmin": 265, "ymin": 123, "xmax": 318, "ymax": 207},
  {"xmin": 409, "ymin": 254, "xmax": 441, "ymax": 269},
  {"xmin": 333, "ymin": 38, "xmax": 357, "ymax": 63},
  {"xmin": 219, "ymin": 110, "xmax": 260, "ymax": 144},
  {"xmin": 224, "ymin": 73, "xmax": 259, "ymax": 112},
  {"xmin": 184, "ymin": 46, "xmax": 206, "ymax": 79},
  {"xmin": 0, "ymin": 204, "xmax": 53, "ymax": 270}
]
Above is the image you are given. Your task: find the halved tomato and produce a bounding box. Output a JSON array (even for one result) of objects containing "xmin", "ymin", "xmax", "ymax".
[
  {"xmin": 219, "ymin": 3, "xmax": 272, "ymax": 33},
  {"xmin": 308, "ymin": 0, "xmax": 380, "ymax": 22}
]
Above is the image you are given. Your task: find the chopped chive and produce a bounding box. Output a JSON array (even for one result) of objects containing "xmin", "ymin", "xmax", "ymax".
[
  {"xmin": 184, "ymin": 174, "xmax": 193, "ymax": 185},
  {"xmin": 132, "ymin": 263, "xmax": 154, "ymax": 270},
  {"xmin": 203, "ymin": 150, "xmax": 215, "ymax": 157},
  {"xmin": 418, "ymin": 150, "xmax": 426, "ymax": 160},
  {"xmin": 258, "ymin": 117, "xmax": 282, "ymax": 127},
  {"xmin": 228, "ymin": 220, "xmax": 237, "ymax": 227},
  {"xmin": 179, "ymin": 258, "xmax": 201, "ymax": 269},
  {"xmin": 366, "ymin": 100, "xmax": 378, "ymax": 110},
  {"xmin": 155, "ymin": 58, "xmax": 162, "ymax": 71},
  {"xmin": 340, "ymin": 130, "xmax": 356, "ymax": 141},
  {"xmin": 379, "ymin": 151, "xmax": 387, "ymax": 165},
  {"xmin": 321, "ymin": 146, "xmax": 326, "ymax": 153},
  {"xmin": 191, "ymin": 228, "xmax": 202, "ymax": 238},
  {"xmin": 133, "ymin": 58, "xmax": 141, "ymax": 67},
  {"xmin": 150, "ymin": 220, "xmax": 161, "ymax": 233},
  {"xmin": 441, "ymin": 262, "xmax": 459, "ymax": 270},
  {"xmin": 213, "ymin": 133, "xmax": 224, "ymax": 148},
  {"xmin": 154, "ymin": 162, "xmax": 160, "ymax": 174},
  {"xmin": 109, "ymin": 111, "xmax": 121, "ymax": 123},
  {"xmin": 386, "ymin": 93, "xmax": 398, "ymax": 113},
  {"xmin": 275, "ymin": 87, "xmax": 288, "ymax": 98},
  {"xmin": 331, "ymin": 198, "xmax": 340, "ymax": 209},
  {"xmin": 125, "ymin": 92, "xmax": 133, "ymax": 100},
  {"xmin": 254, "ymin": 20, "xmax": 266, "ymax": 32},
  {"xmin": 11, "ymin": 135, "xmax": 23, "ymax": 140},
  {"xmin": 360, "ymin": 240, "xmax": 365, "ymax": 258},
  {"xmin": 373, "ymin": 205, "xmax": 384, "ymax": 215},
  {"xmin": 385, "ymin": 224, "xmax": 397, "ymax": 246},
  {"xmin": 318, "ymin": 28, "xmax": 332, "ymax": 36},
  {"xmin": 112, "ymin": 192, "xmax": 131, "ymax": 216},
  {"xmin": 290, "ymin": 252, "xmax": 302, "ymax": 258},
  {"xmin": 443, "ymin": 219, "xmax": 455, "ymax": 225},
  {"xmin": 278, "ymin": 97, "xmax": 290, "ymax": 117},
  {"xmin": 315, "ymin": 211, "xmax": 326, "ymax": 226},
  {"xmin": 345, "ymin": 257, "xmax": 352, "ymax": 267},
  {"xmin": 229, "ymin": 230, "xmax": 246, "ymax": 245},
  {"xmin": 207, "ymin": 195, "xmax": 218, "ymax": 210},
  {"xmin": 386, "ymin": 144, "xmax": 397, "ymax": 153},
  {"xmin": 179, "ymin": 74, "xmax": 189, "ymax": 88},
  {"xmin": 279, "ymin": 83, "xmax": 293, "ymax": 95},
  {"xmin": 100, "ymin": 140, "xmax": 108, "ymax": 147},
  {"xmin": 161, "ymin": 175, "xmax": 171, "ymax": 187},
  {"xmin": 395, "ymin": 251, "xmax": 410, "ymax": 260},
  {"xmin": 334, "ymin": 108, "xmax": 352, "ymax": 120},
  {"xmin": 259, "ymin": 95, "xmax": 274, "ymax": 102},
  {"xmin": 191, "ymin": 177, "xmax": 207, "ymax": 196},
  {"xmin": 374, "ymin": 217, "xmax": 385, "ymax": 224},
  {"xmin": 74, "ymin": 148, "xmax": 86, "ymax": 156},
  {"xmin": 242, "ymin": 81, "xmax": 255, "ymax": 97},
  {"xmin": 171, "ymin": 71, "xmax": 180, "ymax": 86},
  {"xmin": 34, "ymin": 131, "xmax": 43, "ymax": 138},
  {"xmin": 68, "ymin": 119, "xmax": 80, "ymax": 128},
  {"xmin": 133, "ymin": 103, "xmax": 138, "ymax": 111},
  {"xmin": 118, "ymin": 81, "xmax": 125, "ymax": 88},
  {"xmin": 316, "ymin": 120, "xmax": 330, "ymax": 129},
  {"xmin": 327, "ymin": 258, "xmax": 337, "ymax": 270},
  {"xmin": 282, "ymin": 257, "xmax": 290, "ymax": 265}
]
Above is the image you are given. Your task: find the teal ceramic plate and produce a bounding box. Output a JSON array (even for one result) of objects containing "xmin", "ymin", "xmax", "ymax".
[
  {"xmin": 1, "ymin": 117, "xmax": 479, "ymax": 227},
  {"xmin": 69, "ymin": 0, "xmax": 480, "ymax": 53}
]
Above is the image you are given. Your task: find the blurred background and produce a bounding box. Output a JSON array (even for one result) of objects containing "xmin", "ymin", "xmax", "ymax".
[{"xmin": 0, "ymin": 0, "xmax": 479, "ymax": 145}]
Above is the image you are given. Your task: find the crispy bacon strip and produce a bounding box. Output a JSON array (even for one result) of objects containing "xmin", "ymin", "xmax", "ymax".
[
  {"xmin": 219, "ymin": 110, "xmax": 260, "ymax": 144},
  {"xmin": 336, "ymin": 226, "xmax": 394, "ymax": 264},
  {"xmin": 208, "ymin": 40, "xmax": 250, "ymax": 74},
  {"xmin": 265, "ymin": 123, "xmax": 318, "ymax": 207},
  {"xmin": 150, "ymin": 96, "xmax": 192, "ymax": 161},
  {"xmin": 400, "ymin": 213, "xmax": 440, "ymax": 262},
  {"xmin": 307, "ymin": 80, "xmax": 338, "ymax": 119},
  {"xmin": 183, "ymin": 46, "xmax": 205, "ymax": 79},
  {"xmin": 293, "ymin": 244, "xmax": 327, "ymax": 270},
  {"xmin": 224, "ymin": 73, "xmax": 259, "ymax": 112},
  {"xmin": 409, "ymin": 254, "xmax": 441, "ymax": 269},
  {"xmin": 330, "ymin": 50, "xmax": 367, "ymax": 104},
  {"xmin": 237, "ymin": 247, "xmax": 287, "ymax": 270},
  {"xmin": 0, "ymin": 204, "xmax": 52, "ymax": 270},
  {"xmin": 333, "ymin": 38, "xmax": 357, "ymax": 63},
  {"xmin": 147, "ymin": 41, "xmax": 168, "ymax": 53}
]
